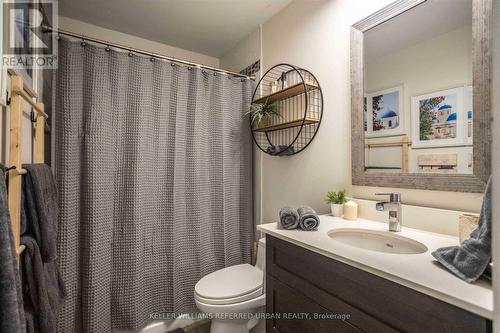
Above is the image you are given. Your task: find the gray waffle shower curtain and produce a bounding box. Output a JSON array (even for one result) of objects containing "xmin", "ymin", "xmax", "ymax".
[{"xmin": 54, "ymin": 39, "xmax": 253, "ymax": 332}]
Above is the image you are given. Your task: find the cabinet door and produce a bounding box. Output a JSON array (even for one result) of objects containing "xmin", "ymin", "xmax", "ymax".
[
  {"xmin": 266, "ymin": 235, "xmax": 491, "ymax": 333},
  {"xmin": 267, "ymin": 275, "xmax": 362, "ymax": 333}
]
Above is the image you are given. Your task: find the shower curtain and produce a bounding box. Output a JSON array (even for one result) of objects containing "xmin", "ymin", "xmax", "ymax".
[{"xmin": 54, "ymin": 39, "xmax": 254, "ymax": 333}]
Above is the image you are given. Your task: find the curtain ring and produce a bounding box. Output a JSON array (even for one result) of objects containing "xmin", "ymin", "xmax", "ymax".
[
  {"xmin": 150, "ymin": 57, "xmax": 155, "ymax": 62},
  {"xmin": 171, "ymin": 62, "xmax": 176, "ymax": 67},
  {"xmin": 128, "ymin": 51, "xmax": 133, "ymax": 57},
  {"xmin": 80, "ymin": 38, "xmax": 86, "ymax": 47},
  {"xmin": 56, "ymin": 33, "xmax": 61, "ymax": 41},
  {"xmin": 105, "ymin": 44, "xmax": 111, "ymax": 52}
]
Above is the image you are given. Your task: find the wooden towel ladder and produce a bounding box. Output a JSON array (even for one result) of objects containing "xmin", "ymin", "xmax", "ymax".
[{"xmin": 7, "ymin": 74, "xmax": 48, "ymax": 257}]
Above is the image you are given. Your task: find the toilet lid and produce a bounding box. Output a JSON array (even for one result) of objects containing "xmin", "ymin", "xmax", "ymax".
[{"xmin": 195, "ymin": 264, "xmax": 263, "ymax": 300}]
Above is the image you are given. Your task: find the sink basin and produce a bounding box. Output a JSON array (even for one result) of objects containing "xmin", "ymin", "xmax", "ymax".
[{"xmin": 327, "ymin": 228, "xmax": 428, "ymax": 255}]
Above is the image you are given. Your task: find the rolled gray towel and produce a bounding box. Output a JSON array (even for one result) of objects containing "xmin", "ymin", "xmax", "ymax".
[
  {"xmin": 279, "ymin": 207, "xmax": 299, "ymax": 230},
  {"xmin": 266, "ymin": 145, "xmax": 295, "ymax": 156},
  {"xmin": 297, "ymin": 206, "xmax": 320, "ymax": 231}
]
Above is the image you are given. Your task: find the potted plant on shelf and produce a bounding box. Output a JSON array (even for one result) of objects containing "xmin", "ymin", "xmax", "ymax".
[
  {"xmin": 325, "ymin": 190, "xmax": 346, "ymax": 217},
  {"xmin": 245, "ymin": 98, "xmax": 280, "ymax": 129}
]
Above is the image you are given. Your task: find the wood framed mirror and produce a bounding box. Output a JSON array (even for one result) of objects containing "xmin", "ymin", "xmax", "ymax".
[{"xmin": 351, "ymin": 0, "xmax": 492, "ymax": 192}]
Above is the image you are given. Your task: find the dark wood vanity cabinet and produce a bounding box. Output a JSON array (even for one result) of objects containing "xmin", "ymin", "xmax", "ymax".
[{"xmin": 265, "ymin": 235, "xmax": 492, "ymax": 333}]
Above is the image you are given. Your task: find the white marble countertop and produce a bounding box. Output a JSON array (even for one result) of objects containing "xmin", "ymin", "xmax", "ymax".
[{"xmin": 257, "ymin": 215, "xmax": 493, "ymax": 319}]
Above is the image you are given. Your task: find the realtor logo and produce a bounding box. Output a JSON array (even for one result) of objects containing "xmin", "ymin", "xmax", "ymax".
[{"xmin": 2, "ymin": 0, "xmax": 58, "ymax": 70}]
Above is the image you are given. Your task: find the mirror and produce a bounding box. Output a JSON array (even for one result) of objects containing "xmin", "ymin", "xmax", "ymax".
[
  {"xmin": 351, "ymin": 0, "xmax": 491, "ymax": 192},
  {"xmin": 364, "ymin": 0, "xmax": 472, "ymax": 174}
]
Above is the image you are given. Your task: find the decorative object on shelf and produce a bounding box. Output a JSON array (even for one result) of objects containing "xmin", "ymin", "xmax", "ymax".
[
  {"xmin": 343, "ymin": 199, "xmax": 358, "ymax": 221},
  {"xmin": 325, "ymin": 190, "xmax": 346, "ymax": 217},
  {"xmin": 277, "ymin": 71, "xmax": 288, "ymax": 89},
  {"xmin": 250, "ymin": 64, "xmax": 323, "ymax": 156},
  {"xmin": 266, "ymin": 145, "xmax": 294, "ymax": 156},
  {"xmin": 459, "ymin": 213, "xmax": 479, "ymax": 244},
  {"xmin": 270, "ymin": 81, "xmax": 278, "ymax": 93},
  {"xmin": 417, "ymin": 154, "xmax": 458, "ymax": 174},
  {"xmin": 245, "ymin": 97, "xmax": 280, "ymax": 129}
]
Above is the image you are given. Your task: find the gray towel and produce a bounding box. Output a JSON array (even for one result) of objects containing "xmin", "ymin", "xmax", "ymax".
[
  {"xmin": 22, "ymin": 171, "xmax": 41, "ymax": 245},
  {"xmin": 20, "ymin": 188, "xmax": 27, "ymax": 235},
  {"xmin": 432, "ymin": 177, "xmax": 492, "ymax": 283},
  {"xmin": 0, "ymin": 165, "xmax": 26, "ymax": 333},
  {"xmin": 297, "ymin": 206, "xmax": 320, "ymax": 231},
  {"xmin": 22, "ymin": 164, "xmax": 58, "ymax": 262},
  {"xmin": 21, "ymin": 236, "xmax": 66, "ymax": 333},
  {"xmin": 266, "ymin": 145, "xmax": 295, "ymax": 156},
  {"xmin": 279, "ymin": 207, "xmax": 300, "ymax": 230}
]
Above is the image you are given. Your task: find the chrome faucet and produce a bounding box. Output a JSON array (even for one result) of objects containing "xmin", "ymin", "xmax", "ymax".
[{"xmin": 375, "ymin": 193, "xmax": 402, "ymax": 232}]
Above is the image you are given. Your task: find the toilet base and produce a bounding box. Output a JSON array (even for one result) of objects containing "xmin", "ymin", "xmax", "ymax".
[
  {"xmin": 210, "ymin": 318, "xmax": 253, "ymax": 333},
  {"xmin": 208, "ymin": 306, "xmax": 264, "ymax": 333},
  {"xmin": 195, "ymin": 296, "xmax": 265, "ymax": 333}
]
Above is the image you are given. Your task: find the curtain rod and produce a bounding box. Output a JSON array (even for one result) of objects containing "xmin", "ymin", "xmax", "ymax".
[{"xmin": 42, "ymin": 26, "xmax": 255, "ymax": 80}]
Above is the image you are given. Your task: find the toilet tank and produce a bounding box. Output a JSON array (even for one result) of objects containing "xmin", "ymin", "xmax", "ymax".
[{"xmin": 255, "ymin": 238, "xmax": 266, "ymax": 271}]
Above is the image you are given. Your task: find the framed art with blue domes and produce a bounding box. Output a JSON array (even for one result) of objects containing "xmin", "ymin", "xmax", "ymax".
[
  {"xmin": 465, "ymin": 85, "xmax": 473, "ymax": 145},
  {"xmin": 365, "ymin": 85, "xmax": 404, "ymax": 138},
  {"xmin": 412, "ymin": 86, "xmax": 466, "ymax": 148}
]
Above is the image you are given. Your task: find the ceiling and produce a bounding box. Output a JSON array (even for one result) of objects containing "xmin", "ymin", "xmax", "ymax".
[
  {"xmin": 364, "ymin": 0, "xmax": 472, "ymax": 63},
  {"xmin": 59, "ymin": 0, "xmax": 292, "ymax": 58}
]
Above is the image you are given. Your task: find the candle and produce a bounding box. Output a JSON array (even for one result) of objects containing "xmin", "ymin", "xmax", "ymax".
[
  {"xmin": 270, "ymin": 81, "xmax": 278, "ymax": 93},
  {"xmin": 343, "ymin": 199, "xmax": 358, "ymax": 220}
]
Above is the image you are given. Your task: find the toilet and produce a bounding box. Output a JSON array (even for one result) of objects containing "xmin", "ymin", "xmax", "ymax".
[{"xmin": 194, "ymin": 238, "xmax": 266, "ymax": 333}]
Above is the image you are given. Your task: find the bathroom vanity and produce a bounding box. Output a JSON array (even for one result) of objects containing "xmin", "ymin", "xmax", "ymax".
[{"xmin": 258, "ymin": 217, "xmax": 492, "ymax": 333}]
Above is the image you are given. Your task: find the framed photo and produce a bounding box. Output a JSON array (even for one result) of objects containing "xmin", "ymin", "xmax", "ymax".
[
  {"xmin": 363, "ymin": 96, "xmax": 367, "ymax": 132},
  {"xmin": 365, "ymin": 86, "xmax": 404, "ymax": 138},
  {"xmin": 465, "ymin": 85, "xmax": 473, "ymax": 144},
  {"xmin": 412, "ymin": 87, "xmax": 465, "ymax": 148}
]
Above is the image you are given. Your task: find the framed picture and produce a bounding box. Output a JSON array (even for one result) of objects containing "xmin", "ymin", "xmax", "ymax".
[
  {"xmin": 365, "ymin": 86, "xmax": 404, "ymax": 138},
  {"xmin": 363, "ymin": 96, "xmax": 367, "ymax": 132},
  {"xmin": 465, "ymin": 85, "xmax": 473, "ymax": 144},
  {"xmin": 412, "ymin": 87, "xmax": 465, "ymax": 148}
]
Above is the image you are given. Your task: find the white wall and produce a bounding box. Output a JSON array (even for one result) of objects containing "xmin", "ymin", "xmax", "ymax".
[
  {"xmin": 365, "ymin": 25, "xmax": 473, "ymax": 174},
  {"xmin": 220, "ymin": 27, "xmax": 261, "ymax": 73},
  {"xmin": 254, "ymin": 0, "xmax": 483, "ymax": 225},
  {"xmin": 59, "ymin": 17, "xmax": 220, "ymax": 68}
]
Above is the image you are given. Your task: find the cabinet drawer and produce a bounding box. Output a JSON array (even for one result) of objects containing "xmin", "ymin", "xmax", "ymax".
[
  {"xmin": 267, "ymin": 275, "xmax": 362, "ymax": 333},
  {"xmin": 266, "ymin": 235, "xmax": 491, "ymax": 333}
]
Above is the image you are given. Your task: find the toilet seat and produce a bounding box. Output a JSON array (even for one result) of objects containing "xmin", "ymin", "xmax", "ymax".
[{"xmin": 194, "ymin": 264, "xmax": 263, "ymax": 305}]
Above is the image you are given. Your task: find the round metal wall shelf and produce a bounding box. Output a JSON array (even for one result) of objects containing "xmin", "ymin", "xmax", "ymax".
[{"xmin": 250, "ymin": 64, "xmax": 323, "ymax": 156}]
